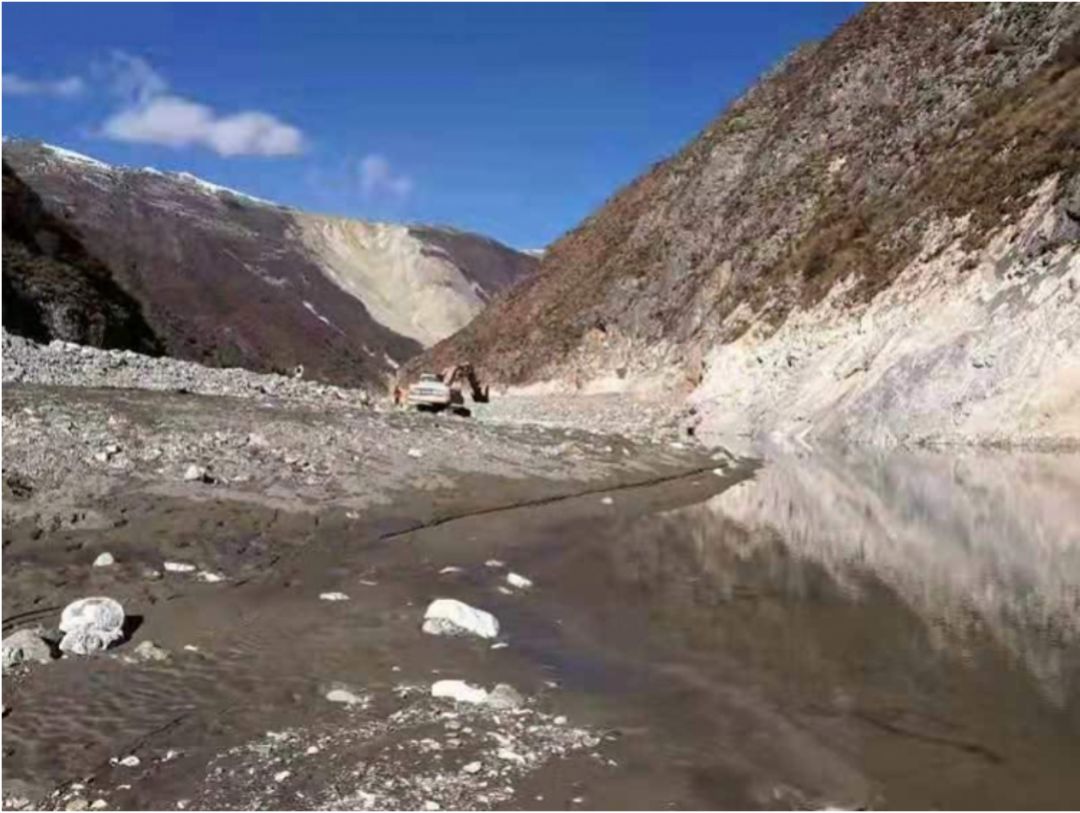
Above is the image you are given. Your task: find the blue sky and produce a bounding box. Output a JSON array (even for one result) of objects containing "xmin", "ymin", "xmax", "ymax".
[{"xmin": 3, "ymin": 3, "xmax": 858, "ymax": 248}]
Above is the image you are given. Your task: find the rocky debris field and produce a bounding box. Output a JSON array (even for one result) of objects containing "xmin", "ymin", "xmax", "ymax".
[
  {"xmin": 187, "ymin": 691, "xmax": 605, "ymax": 811},
  {"xmin": 2, "ymin": 331, "xmax": 707, "ymax": 519},
  {"xmin": 1, "ymin": 332, "xmax": 736, "ymax": 811},
  {"xmin": 473, "ymin": 393, "xmax": 693, "ymax": 446},
  {"xmin": 2, "ymin": 331, "xmax": 374, "ymax": 408}
]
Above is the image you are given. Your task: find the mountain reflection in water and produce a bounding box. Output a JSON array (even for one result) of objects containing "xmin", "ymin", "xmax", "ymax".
[
  {"xmin": 587, "ymin": 447, "xmax": 1080, "ymax": 807},
  {"xmin": 690, "ymin": 447, "xmax": 1080, "ymax": 707}
]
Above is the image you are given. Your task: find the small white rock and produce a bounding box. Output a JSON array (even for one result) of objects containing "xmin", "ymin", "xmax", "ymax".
[
  {"xmin": 438, "ymin": 566, "xmax": 463, "ymax": 575},
  {"xmin": 423, "ymin": 802, "xmax": 440, "ymax": 811},
  {"xmin": 506, "ymin": 572, "xmax": 533, "ymax": 590},
  {"xmin": 431, "ymin": 680, "xmax": 489, "ymax": 705},
  {"xmin": 90, "ymin": 800, "xmax": 107, "ymax": 810},
  {"xmin": 273, "ymin": 770, "xmax": 291, "ymax": 783},
  {"xmin": 197, "ymin": 571, "xmax": 224, "ymax": 583},
  {"xmin": 496, "ymin": 748, "xmax": 525, "ymax": 764},
  {"xmin": 407, "ymin": 448, "xmax": 423, "ymax": 459},
  {"xmin": 93, "ymin": 553, "xmax": 115, "ymax": 567},
  {"xmin": 117, "ymin": 755, "xmax": 140, "ymax": 767},
  {"xmin": 601, "ymin": 497, "xmax": 613, "ymax": 505},
  {"xmin": 422, "ymin": 599, "xmax": 499, "ymax": 639},
  {"xmin": 462, "ymin": 761, "xmax": 482, "ymax": 774},
  {"xmin": 318, "ymin": 592, "xmax": 349, "ymax": 601},
  {"xmin": 182, "ymin": 464, "xmax": 206, "ymax": 482},
  {"xmin": 484, "ymin": 559, "xmax": 505, "ymax": 568},
  {"xmin": 305, "ymin": 745, "xmax": 320, "ymax": 755},
  {"xmin": 325, "ymin": 688, "xmax": 363, "ymax": 705},
  {"xmin": 554, "ymin": 715, "xmax": 568, "ymax": 725},
  {"xmin": 163, "ymin": 561, "xmax": 196, "ymax": 574}
]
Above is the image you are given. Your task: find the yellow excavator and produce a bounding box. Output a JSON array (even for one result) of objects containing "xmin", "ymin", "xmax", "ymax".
[
  {"xmin": 440, "ymin": 363, "xmax": 489, "ymax": 404},
  {"xmin": 403, "ymin": 363, "xmax": 488, "ymax": 413}
]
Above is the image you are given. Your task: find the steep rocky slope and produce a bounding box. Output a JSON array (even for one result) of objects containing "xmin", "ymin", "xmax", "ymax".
[
  {"xmin": 413, "ymin": 4, "xmax": 1080, "ymax": 448},
  {"xmin": 294, "ymin": 218, "xmax": 532, "ymax": 347},
  {"xmin": 2, "ymin": 141, "xmax": 536, "ymax": 388},
  {"xmin": 2, "ymin": 163, "xmax": 162, "ymax": 354}
]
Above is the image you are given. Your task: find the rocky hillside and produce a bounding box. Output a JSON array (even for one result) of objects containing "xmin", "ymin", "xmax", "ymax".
[
  {"xmin": 413, "ymin": 4, "xmax": 1080, "ymax": 448},
  {"xmin": 2, "ymin": 163, "xmax": 162, "ymax": 354},
  {"xmin": 2, "ymin": 141, "xmax": 537, "ymax": 388}
]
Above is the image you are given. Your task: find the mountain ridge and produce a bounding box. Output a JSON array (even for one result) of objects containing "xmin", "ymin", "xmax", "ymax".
[{"xmin": 2, "ymin": 140, "xmax": 537, "ymax": 387}]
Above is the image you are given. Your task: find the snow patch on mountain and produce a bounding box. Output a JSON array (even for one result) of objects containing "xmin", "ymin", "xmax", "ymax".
[{"xmin": 40, "ymin": 143, "xmax": 111, "ymax": 171}]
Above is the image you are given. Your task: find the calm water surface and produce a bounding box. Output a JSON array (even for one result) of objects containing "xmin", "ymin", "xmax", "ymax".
[{"xmin": 489, "ymin": 446, "xmax": 1080, "ymax": 809}]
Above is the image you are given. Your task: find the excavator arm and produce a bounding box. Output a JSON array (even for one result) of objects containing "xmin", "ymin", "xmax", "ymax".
[{"xmin": 440, "ymin": 363, "xmax": 489, "ymax": 403}]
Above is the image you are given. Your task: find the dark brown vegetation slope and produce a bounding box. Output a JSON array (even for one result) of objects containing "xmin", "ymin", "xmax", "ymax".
[
  {"xmin": 412, "ymin": 4, "xmax": 1080, "ymax": 385},
  {"xmin": 2, "ymin": 162, "xmax": 162, "ymax": 353}
]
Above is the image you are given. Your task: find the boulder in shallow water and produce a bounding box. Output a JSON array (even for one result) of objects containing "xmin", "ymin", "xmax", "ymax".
[{"xmin": 421, "ymin": 599, "xmax": 499, "ymax": 639}]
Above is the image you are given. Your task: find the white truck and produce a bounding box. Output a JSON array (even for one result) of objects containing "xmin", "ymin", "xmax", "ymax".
[
  {"xmin": 405, "ymin": 365, "xmax": 489, "ymax": 413},
  {"xmin": 406, "ymin": 373, "xmax": 453, "ymax": 410}
]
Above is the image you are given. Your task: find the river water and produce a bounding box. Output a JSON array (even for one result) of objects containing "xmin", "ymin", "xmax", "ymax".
[{"xmin": 445, "ymin": 446, "xmax": 1080, "ymax": 809}]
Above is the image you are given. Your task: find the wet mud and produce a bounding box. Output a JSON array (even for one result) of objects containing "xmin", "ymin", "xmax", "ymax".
[{"xmin": 4, "ymin": 447, "xmax": 1079, "ymax": 810}]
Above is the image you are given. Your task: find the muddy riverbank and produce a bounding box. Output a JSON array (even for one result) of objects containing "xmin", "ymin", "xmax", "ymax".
[{"xmin": 1, "ymin": 377, "xmax": 730, "ymax": 810}]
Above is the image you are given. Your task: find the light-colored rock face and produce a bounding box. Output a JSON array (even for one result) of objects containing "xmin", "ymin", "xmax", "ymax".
[
  {"xmin": 293, "ymin": 217, "xmax": 489, "ymax": 347},
  {"xmin": 689, "ymin": 176, "xmax": 1080, "ymax": 449}
]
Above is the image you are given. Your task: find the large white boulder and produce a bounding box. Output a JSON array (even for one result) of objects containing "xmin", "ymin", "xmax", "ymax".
[
  {"xmin": 421, "ymin": 599, "xmax": 499, "ymax": 639},
  {"xmin": 58, "ymin": 597, "xmax": 125, "ymax": 655}
]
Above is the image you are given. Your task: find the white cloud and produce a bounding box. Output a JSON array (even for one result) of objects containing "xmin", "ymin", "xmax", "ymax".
[
  {"xmin": 103, "ymin": 96, "xmax": 304, "ymax": 156},
  {"xmin": 99, "ymin": 51, "xmax": 167, "ymax": 105},
  {"xmin": 359, "ymin": 154, "xmax": 414, "ymax": 201},
  {"xmin": 96, "ymin": 51, "xmax": 304, "ymax": 157},
  {"xmin": 3, "ymin": 73, "xmax": 86, "ymax": 98}
]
